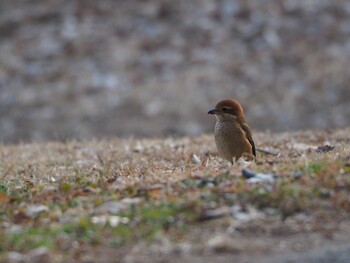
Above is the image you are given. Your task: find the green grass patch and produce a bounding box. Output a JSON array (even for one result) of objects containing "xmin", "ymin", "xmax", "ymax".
[
  {"xmin": 0, "ymin": 181, "xmax": 8, "ymax": 194},
  {"xmin": 304, "ymin": 160, "xmax": 328, "ymax": 175},
  {"xmin": 6, "ymin": 227, "xmax": 59, "ymax": 251},
  {"xmin": 113, "ymin": 201, "xmax": 198, "ymax": 244},
  {"xmin": 1, "ymin": 218, "xmax": 102, "ymax": 253}
]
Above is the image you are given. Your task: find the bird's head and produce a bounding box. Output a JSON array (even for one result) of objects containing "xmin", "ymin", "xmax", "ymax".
[{"xmin": 208, "ymin": 99, "xmax": 246, "ymax": 122}]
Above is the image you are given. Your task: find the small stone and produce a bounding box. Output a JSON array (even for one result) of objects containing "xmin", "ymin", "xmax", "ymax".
[
  {"xmin": 28, "ymin": 247, "xmax": 49, "ymax": 257},
  {"xmin": 191, "ymin": 154, "xmax": 201, "ymax": 165},
  {"xmin": 96, "ymin": 198, "xmax": 140, "ymax": 214},
  {"xmin": 200, "ymin": 206, "xmax": 231, "ymax": 220},
  {"xmin": 28, "ymin": 247, "xmax": 51, "ymax": 262},
  {"xmin": 316, "ymin": 145, "xmax": 335, "ymax": 153},
  {"xmin": 231, "ymin": 205, "xmax": 261, "ymax": 221},
  {"xmin": 133, "ymin": 142, "xmax": 144, "ymax": 152},
  {"xmin": 291, "ymin": 172, "xmax": 303, "ymax": 179},
  {"xmin": 207, "ymin": 235, "xmax": 240, "ymax": 253},
  {"xmin": 96, "ymin": 201, "xmax": 128, "ymax": 214},
  {"xmin": 7, "ymin": 252, "xmax": 24, "ymax": 262},
  {"xmin": 91, "ymin": 215, "xmax": 129, "ymax": 227},
  {"xmin": 242, "ymin": 169, "xmax": 276, "ymax": 183},
  {"xmin": 24, "ymin": 205, "xmax": 49, "ymax": 217}
]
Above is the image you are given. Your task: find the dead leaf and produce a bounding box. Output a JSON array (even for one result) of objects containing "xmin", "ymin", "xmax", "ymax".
[{"xmin": 0, "ymin": 193, "xmax": 10, "ymax": 204}]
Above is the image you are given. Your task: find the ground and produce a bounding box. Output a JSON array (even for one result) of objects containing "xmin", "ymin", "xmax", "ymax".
[{"xmin": 1, "ymin": 128, "xmax": 350, "ymax": 262}]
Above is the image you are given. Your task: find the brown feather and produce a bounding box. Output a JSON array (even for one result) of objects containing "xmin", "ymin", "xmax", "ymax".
[
  {"xmin": 215, "ymin": 99, "xmax": 246, "ymax": 123},
  {"xmin": 240, "ymin": 122, "xmax": 256, "ymax": 156}
]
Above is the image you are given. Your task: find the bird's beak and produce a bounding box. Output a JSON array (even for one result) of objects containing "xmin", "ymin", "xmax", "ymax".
[{"xmin": 208, "ymin": 109, "xmax": 219, "ymax": 115}]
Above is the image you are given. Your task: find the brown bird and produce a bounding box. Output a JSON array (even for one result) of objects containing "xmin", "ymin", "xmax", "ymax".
[{"xmin": 208, "ymin": 99, "xmax": 256, "ymax": 163}]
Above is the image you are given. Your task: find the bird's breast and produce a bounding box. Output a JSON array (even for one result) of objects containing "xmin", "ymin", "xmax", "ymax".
[{"xmin": 214, "ymin": 120, "xmax": 251, "ymax": 161}]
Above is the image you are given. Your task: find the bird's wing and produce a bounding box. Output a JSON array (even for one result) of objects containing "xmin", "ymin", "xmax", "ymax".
[{"xmin": 240, "ymin": 122, "xmax": 256, "ymax": 156}]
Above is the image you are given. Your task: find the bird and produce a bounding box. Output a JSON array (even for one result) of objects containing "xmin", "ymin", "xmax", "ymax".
[{"xmin": 208, "ymin": 99, "xmax": 256, "ymax": 163}]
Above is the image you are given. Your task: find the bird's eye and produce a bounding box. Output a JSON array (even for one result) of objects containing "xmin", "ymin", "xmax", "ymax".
[{"xmin": 222, "ymin": 107, "xmax": 229, "ymax": 112}]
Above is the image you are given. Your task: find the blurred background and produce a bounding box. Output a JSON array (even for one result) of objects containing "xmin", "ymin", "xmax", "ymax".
[{"xmin": 0, "ymin": 0, "xmax": 350, "ymax": 143}]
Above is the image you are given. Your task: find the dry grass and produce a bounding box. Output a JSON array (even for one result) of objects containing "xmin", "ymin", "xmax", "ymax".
[{"xmin": 1, "ymin": 128, "xmax": 350, "ymax": 262}]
